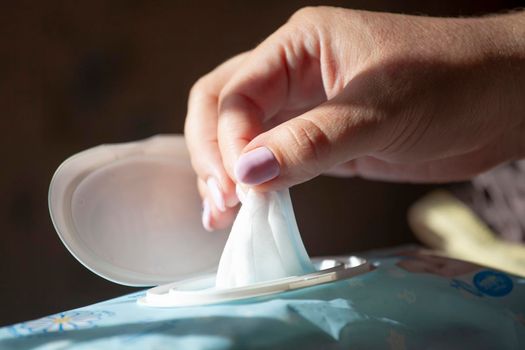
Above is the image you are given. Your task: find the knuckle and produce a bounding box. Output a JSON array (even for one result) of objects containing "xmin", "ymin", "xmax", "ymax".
[
  {"xmin": 289, "ymin": 6, "xmax": 330, "ymax": 22},
  {"xmin": 289, "ymin": 6, "xmax": 343, "ymax": 27},
  {"xmin": 290, "ymin": 6, "xmax": 315, "ymax": 21},
  {"xmin": 281, "ymin": 117, "xmax": 332, "ymax": 175},
  {"xmin": 286, "ymin": 7, "xmax": 345, "ymax": 48},
  {"xmin": 289, "ymin": 6, "xmax": 322, "ymax": 26},
  {"xmin": 189, "ymin": 77, "xmax": 208, "ymax": 101}
]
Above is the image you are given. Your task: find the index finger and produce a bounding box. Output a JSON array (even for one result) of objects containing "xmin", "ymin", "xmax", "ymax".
[
  {"xmin": 184, "ymin": 52, "xmax": 249, "ymax": 208},
  {"xmin": 217, "ymin": 28, "xmax": 293, "ymax": 181}
]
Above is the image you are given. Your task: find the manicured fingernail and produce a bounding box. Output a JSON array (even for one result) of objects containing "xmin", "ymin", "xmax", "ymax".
[
  {"xmin": 234, "ymin": 147, "xmax": 280, "ymax": 185},
  {"xmin": 202, "ymin": 199, "xmax": 212, "ymax": 232},
  {"xmin": 235, "ymin": 184, "xmax": 246, "ymax": 203},
  {"xmin": 229, "ymin": 195, "xmax": 240, "ymax": 207},
  {"xmin": 206, "ymin": 177, "xmax": 226, "ymax": 212}
]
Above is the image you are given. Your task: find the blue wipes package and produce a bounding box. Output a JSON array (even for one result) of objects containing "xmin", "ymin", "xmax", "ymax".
[{"xmin": 1, "ymin": 250, "xmax": 524, "ymax": 350}]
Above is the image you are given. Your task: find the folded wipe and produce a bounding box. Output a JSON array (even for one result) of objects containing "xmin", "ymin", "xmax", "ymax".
[{"xmin": 216, "ymin": 189, "xmax": 315, "ymax": 288}]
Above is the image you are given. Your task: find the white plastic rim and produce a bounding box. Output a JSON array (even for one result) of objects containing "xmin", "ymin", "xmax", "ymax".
[{"xmin": 138, "ymin": 256, "xmax": 371, "ymax": 307}]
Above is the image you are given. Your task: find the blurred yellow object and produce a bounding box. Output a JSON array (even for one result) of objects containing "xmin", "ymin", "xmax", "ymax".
[{"xmin": 408, "ymin": 190, "xmax": 525, "ymax": 277}]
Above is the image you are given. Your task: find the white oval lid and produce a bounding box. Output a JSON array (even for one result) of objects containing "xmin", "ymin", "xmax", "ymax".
[{"xmin": 49, "ymin": 135, "xmax": 229, "ymax": 286}]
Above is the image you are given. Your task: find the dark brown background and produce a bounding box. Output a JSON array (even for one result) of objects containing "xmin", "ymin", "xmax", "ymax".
[{"xmin": 1, "ymin": 0, "xmax": 523, "ymax": 326}]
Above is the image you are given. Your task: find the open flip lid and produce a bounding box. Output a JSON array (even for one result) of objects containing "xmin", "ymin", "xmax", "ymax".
[
  {"xmin": 49, "ymin": 135, "xmax": 229, "ymax": 286},
  {"xmin": 50, "ymin": 134, "xmax": 372, "ymax": 305}
]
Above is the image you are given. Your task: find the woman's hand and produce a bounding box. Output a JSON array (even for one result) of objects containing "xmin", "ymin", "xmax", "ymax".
[{"xmin": 184, "ymin": 7, "xmax": 525, "ymax": 231}]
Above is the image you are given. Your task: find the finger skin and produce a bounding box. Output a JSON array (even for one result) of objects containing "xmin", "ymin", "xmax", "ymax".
[
  {"xmin": 185, "ymin": 52, "xmax": 249, "ymax": 214},
  {"xmin": 197, "ymin": 178, "xmax": 239, "ymax": 231},
  {"xmin": 188, "ymin": 7, "xmax": 525, "ymax": 197},
  {"xmin": 236, "ymin": 91, "xmax": 387, "ymax": 192},
  {"xmin": 232, "ymin": 9, "xmax": 525, "ymax": 190},
  {"xmin": 217, "ymin": 20, "xmax": 326, "ymax": 181},
  {"xmin": 328, "ymin": 130, "xmax": 523, "ymax": 183}
]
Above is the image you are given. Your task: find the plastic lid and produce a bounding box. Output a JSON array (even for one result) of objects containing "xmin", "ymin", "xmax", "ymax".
[
  {"xmin": 138, "ymin": 256, "xmax": 371, "ymax": 307},
  {"xmin": 49, "ymin": 135, "xmax": 229, "ymax": 286}
]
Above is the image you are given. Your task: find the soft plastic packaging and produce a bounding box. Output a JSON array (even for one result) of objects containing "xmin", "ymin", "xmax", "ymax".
[{"xmin": 2, "ymin": 251, "xmax": 525, "ymax": 349}]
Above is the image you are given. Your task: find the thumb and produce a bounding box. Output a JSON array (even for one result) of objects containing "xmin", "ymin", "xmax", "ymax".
[{"xmin": 234, "ymin": 96, "xmax": 385, "ymax": 191}]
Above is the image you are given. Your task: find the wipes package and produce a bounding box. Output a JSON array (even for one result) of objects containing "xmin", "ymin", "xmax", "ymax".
[
  {"xmin": 4, "ymin": 251, "xmax": 525, "ymax": 350},
  {"xmin": 216, "ymin": 189, "xmax": 315, "ymax": 288}
]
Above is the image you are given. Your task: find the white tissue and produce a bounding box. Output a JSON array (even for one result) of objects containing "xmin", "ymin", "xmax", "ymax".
[{"xmin": 215, "ymin": 189, "xmax": 314, "ymax": 288}]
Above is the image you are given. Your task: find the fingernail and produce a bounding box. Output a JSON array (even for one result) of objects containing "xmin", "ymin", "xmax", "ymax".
[
  {"xmin": 229, "ymin": 195, "xmax": 240, "ymax": 207},
  {"xmin": 206, "ymin": 177, "xmax": 226, "ymax": 212},
  {"xmin": 234, "ymin": 147, "xmax": 280, "ymax": 185},
  {"xmin": 202, "ymin": 199, "xmax": 212, "ymax": 232},
  {"xmin": 235, "ymin": 184, "xmax": 246, "ymax": 203}
]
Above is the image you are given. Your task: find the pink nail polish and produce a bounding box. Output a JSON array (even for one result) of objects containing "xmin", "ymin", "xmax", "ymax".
[
  {"xmin": 206, "ymin": 177, "xmax": 226, "ymax": 212},
  {"xmin": 202, "ymin": 199, "xmax": 212, "ymax": 232},
  {"xmin": 234, "ymin": 147, "xmax": 280, "ymax": 185}
]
